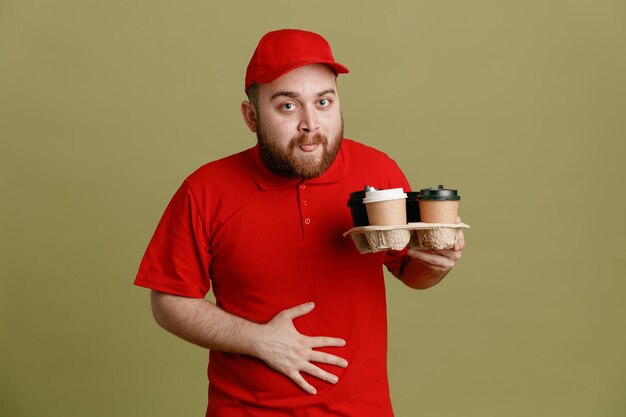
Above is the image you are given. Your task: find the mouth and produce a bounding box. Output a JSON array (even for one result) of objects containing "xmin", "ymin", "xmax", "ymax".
[{"xmin": 299, "ymin": 143, "xmax": 320, "ymax": 153}]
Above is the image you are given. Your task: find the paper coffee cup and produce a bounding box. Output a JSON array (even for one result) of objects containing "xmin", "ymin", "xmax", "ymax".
[
  {"xmin": 362, "ymin": 188, "xmax": 408, "ymax": 225},
  {"xmin": 347, "ymin": 189, "xmax": 370, "ymax": 227},
  {"xmin": 406, "ymin": 191, "xmax": 421, "ymax": 222},
  {"xmin": 418, "ymin": 185, "xmax": 460, "ymax": 224}
]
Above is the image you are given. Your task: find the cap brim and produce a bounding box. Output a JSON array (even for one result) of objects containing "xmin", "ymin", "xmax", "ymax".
[{"xmin": 256, "ymin": 60, "xmax": 349, "ymax": 85}]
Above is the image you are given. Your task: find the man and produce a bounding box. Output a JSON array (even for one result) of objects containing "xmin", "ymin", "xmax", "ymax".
[{"xmin": 135, "ymin": 29, "xmax": 464, "ymax": 417}]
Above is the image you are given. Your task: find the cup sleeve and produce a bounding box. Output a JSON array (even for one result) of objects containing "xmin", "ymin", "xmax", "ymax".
[{"xmin": 134, "ymin": 181, "xmax": 211, "ymax": 298}]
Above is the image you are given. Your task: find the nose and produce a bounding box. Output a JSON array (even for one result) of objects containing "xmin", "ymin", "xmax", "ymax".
[{"xmin": 297, "ymin": 106, "xmax": 319, "ymax": 134}]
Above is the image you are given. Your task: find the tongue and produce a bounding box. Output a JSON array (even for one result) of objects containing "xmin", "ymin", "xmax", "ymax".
[{"xmin": 300, "ymin": 144, "xmax": 318, "ymax": 152}]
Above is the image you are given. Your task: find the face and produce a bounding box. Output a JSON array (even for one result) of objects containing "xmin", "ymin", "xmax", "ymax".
[{"xmin": 245, "ymin": 64, "xmax": 344, "ymax": 179}]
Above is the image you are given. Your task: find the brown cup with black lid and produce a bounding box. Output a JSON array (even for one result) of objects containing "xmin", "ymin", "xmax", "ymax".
[{"xmin": 417, "ymin": 185, "xmax": 460, "ymax": 224}]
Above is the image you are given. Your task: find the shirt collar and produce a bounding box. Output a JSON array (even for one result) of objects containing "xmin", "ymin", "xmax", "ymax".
[{"xmin": 247, "ymin": 142, "xmax": 345, "ymax": 190}]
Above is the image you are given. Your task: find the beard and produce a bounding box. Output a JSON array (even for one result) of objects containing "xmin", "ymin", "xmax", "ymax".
[{"xmin": 257, "ymin": 118, "xmax": 344, "ymax": 179}]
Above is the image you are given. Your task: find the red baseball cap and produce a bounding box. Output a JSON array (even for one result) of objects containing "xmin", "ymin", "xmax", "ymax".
[{"xmin": 245, "ymin": 29, "xmax": 349, "ymax": 93}]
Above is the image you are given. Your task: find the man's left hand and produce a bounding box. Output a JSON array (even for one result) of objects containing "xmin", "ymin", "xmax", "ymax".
[
  {"xmin": 406, "ymin": 216, "xmax": 465, "ymax": 274},
  {"xmin": 394, "ymin": 216, "xmax": 465, "ymax": 289}
]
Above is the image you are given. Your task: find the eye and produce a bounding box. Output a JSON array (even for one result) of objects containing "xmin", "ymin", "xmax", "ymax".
[
  {"xmin": 281, "ymin": 102, "xmax": 297, "ymax": 111},
  {"xmin": 318, "ymin": 98, "xmax": 331, "ymax": 107}
]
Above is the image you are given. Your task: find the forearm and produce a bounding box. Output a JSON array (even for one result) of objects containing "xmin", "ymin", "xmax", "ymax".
[
  {"xmin": 149, "ymin": 291, "xmax": 349, "ymax": 394},
  {"xmin": 392, "ymin": 256, "xmax": 449, "ymax": 289},
  {"xmin": 150, "ymin": 290, "xmax": 262, "ymax": 356}
]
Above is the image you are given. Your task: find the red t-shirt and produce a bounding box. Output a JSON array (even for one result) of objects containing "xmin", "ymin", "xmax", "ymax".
[{"xmin": 135, "ymin": 139, "xmax": 411, "ymax": 417}]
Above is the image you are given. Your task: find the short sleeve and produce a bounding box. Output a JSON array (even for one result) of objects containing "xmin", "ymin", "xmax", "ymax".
[{"xmin": 134, "ymin": 181, "xmax": 211, "ymax": 298}]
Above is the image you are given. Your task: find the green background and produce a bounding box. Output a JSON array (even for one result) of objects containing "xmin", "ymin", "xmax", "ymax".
[{"xmin": 2, "ymin": 1, "xmax": 625, "ymax": 416}]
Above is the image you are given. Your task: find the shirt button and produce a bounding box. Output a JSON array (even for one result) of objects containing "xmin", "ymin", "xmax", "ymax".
[
  {"xmin": 303, "ymin": 200, "xmax": 308, "ymax": 206},
  {"xmin": 300, "ymin": 184, "xmax": 306, "ymax": 190},
  {"xmin": 304, "ymin": 218, "xmax": 311, "ymax": 225}
]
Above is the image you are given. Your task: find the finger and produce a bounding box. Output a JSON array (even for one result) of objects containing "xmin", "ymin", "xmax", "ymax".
[
  {"xmin": 308, "ymin": 336, "xmax": 346, "ymax": 349},
  {"xmin": 415, "ymin": 260, "xmax": 449, "ymax": 273},
  {"xmin": 408, "ymin": 249, "xmax": 455, "ymax": 270},
  {"xmin": 301, "ymin": 363, "xmax": 340, "ymax": 385},
  {"xmin": 431, "ymin": 248, "xmax": 462, "ymax": 261},
  {"xmin": 278, "ymin": 302, "xmax": 315, "ymax": 320},
  {"xmin": 309, "ymin": 351, "xmax": 349, "ymax": 368},
  {"xmin": 408, "ymin": 249, "xmax": 448, "ymax": 265},
  {"xmin": 288, "ymin": 371, "xmax": 318, "ymax": 395}
]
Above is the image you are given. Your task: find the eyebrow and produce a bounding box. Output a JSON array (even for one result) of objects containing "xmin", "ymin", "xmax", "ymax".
[
  {"xmin": 317, "ymin": 89, "xmax": 336, "ymax": 97},
  {"xmin": 270, "ymin": 89, "xmax": 337, "ymax": 100}
]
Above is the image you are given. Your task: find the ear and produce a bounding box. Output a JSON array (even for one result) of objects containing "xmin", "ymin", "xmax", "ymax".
[{"xmin": 240, "ymin": 101, "xmax": 258, "ymax": 133}]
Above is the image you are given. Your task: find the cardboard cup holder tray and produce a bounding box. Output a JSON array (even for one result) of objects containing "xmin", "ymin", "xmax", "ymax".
[{"xmin": 343, "ymin": 223, "xmax": 470, "ymax": 254}]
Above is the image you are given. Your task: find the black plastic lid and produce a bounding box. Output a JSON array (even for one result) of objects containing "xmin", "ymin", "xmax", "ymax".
[
  {"xmin": 349, "ymin": 190, "xmax": 366, "ymax": 199},
  {"xmin": 347, "ymin": 191, "xmax": 366, "ymax": 207},
  {"xmin": 418, "ymin": 185, "xmax": 460, "ymax": 201},
  {"xmin": 347, "ymin": 186, "xmax": 377, "ymax": 206},
  {"xmin": 406, "ymin": 191, "xmax": 421, "ymax": 201}
]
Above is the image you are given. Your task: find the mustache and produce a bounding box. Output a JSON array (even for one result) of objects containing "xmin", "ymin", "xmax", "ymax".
[{"xmin": 289, "ymin": 133, "xmax": 328, "ymax": 149}]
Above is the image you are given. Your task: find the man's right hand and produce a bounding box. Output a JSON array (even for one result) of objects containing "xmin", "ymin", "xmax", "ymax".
[
  {"xmin": 150, "ymin": 292, "xmax": 348, "ymax": 395},
  {"xmin": 253, "ymin": 302, "xmax": 349, "ymax": 395}
]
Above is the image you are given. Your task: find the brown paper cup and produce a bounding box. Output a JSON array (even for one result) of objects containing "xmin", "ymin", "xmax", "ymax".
[
  {"xmin": 418, "ymin": 200, "xmax": 459, "ymax": 224},
  {"xmin": 365, "ymin": 199, "xmax": 407, "ymax": 225}
]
